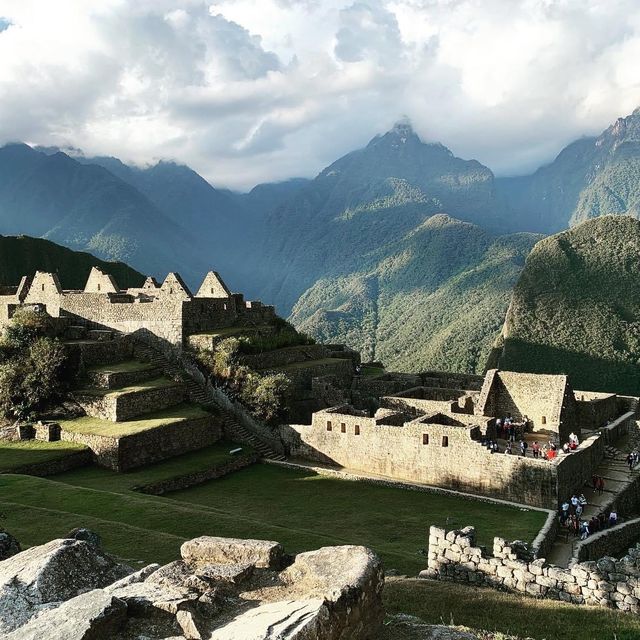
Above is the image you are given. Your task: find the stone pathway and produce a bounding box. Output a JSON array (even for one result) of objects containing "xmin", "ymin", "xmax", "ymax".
[{"xmin": 545, "ymin": 442, "xmax": 640, "ymax": 567}]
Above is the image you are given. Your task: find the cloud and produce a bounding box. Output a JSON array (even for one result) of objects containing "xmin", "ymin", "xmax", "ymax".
[{"xmin": 0, "ymin": 0, "xmax": 639, "ymax": 188}]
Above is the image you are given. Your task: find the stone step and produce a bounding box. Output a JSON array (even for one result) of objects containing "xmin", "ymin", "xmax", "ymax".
[
  {"xmin": 72, "ymin": 377, "xmax": 186, "ymax": 422},
  {"xmin": 86, "ymin": 362, "xmax": 163, "ymax": 390},
  {"xmin": 87, "ymin": 329, "xmax": 115, "ymax": 342},
  {"xmin": 65, "ymin": 325, "xmax": 88, "ymax": 340}
]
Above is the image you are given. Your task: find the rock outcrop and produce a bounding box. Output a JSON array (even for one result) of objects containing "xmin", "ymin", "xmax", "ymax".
[
  {"xmin": 0, "ymin": 535, "xmax": 384, "ymax": 639},
  {"xmin": 0, "ymin": 537, "xmax": 131, "ymax": 634},
  {"xmin": 0, "ymin": 530, "xmax": 20, "ymax": 560}
]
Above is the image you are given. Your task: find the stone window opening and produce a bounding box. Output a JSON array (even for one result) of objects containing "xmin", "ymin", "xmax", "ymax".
[
  {"xmin": 97, "ymin": 283, "xmax": 101, "ymax": 291},
  {"xmin": 41, "ymin": 283, "xmax": 45, "ymax": 291},
  {"xmin": 355, "ymin": 425, "xmax": 360, "ymax": 435},
  {"xmin": 541, "ymin": 416, "xmax": 547, "ymax": 425},
  {"xmin": 326, "ymin": 421, "xmax": 332, "ymax": 431},
  {"xmin": 422, "ymin": 433, "xmax": 429, "ymax": 445},
  {"xmin": 341, "ymin": 423, "xmax": 346, "ymax": 433},
  {"xmin": 442, "ymin": 435, "xmax": 449, "ymax": 447}
]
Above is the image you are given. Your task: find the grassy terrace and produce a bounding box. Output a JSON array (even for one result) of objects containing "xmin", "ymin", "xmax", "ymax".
[
  {"xmin": 86, "ymin": 360, "xmax": 156, "ymax": 374},
  {"xmin": 384, "ymin": 579, "xmax": 640, "ymax": 640},
  {"xmin": 190, "ymin": 326, "xmax": 258, "ymax": 338},
  {"xmin": 58, "ymin": 403, "xmax": 212, "ymax": 438},
  {"xmin": 1, "ymin": 463, "xmax": 544, "ymax": 574},
  {"xmin": 75, "ymin": 376, "xmax": 179, "ymax": 397},
  {"xmin": 0, "ymin": 440, "xmax": 87, "ymax": 472}
]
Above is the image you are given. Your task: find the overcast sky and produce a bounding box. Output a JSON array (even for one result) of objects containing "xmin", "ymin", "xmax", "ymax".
[{"xmin": 0, "ymin": 0, "xmax": 639, "ymax": 190}]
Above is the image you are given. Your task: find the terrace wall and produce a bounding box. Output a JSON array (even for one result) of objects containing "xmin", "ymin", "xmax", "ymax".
[{"xmin": 60, "ymin": 414, "xmax": 222, "ymax": 471}]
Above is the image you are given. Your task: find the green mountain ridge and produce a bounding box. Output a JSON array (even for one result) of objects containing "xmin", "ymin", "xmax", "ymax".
[
  {"xmin": 0, "ymin": 235, "xmax": 144, "ymax": 289},
  {"xmin": 496, "ymin": 215, "xmax": 640, "ymax": 395},
  {"xmin": 291, "ymin": 214, "xmax": 540, "ymax": 373}
]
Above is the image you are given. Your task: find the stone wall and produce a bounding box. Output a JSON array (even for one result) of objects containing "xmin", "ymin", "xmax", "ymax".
[
  {"xmin": 576, "ymin": 517, "xmax": 640, "ymax": 562},
  {"xmin": 555, "ymin": 433, "xmax": 605, "ymax": 503},
  {"xmin": 73, "ymin": 383, "xmax": 185, "ymax": 422},
  {"xmin": 61, "ymin": 414, "xmax": 222, "ymax": 471},
  {"xmin": 281, "ymin": 412, "xmax": 559, "ymax": 507},
  {"xmin": 240, "ymin": 344, "xmax": 334, "ymax": 370},
  {"xmin": 272, "ymin": 359, "xmax": 354, "ymax": 390},
  {"xmin": 424, "ymin": 525, "xmax": 640, "ymax": 612},
  {"xmin": 135, "ymin": 452, "xmax": 259, "ymax": 495},
  {"xmin": 475, "ymin": 370, "xmax": 575, "ymax": 441},
  {"xmin": 575, "ymin": 391, "xmax": 619, "ymax": 430},
  {"xmin": 6, "ymin": 449, "xmax": 92, "ymax": 477}
]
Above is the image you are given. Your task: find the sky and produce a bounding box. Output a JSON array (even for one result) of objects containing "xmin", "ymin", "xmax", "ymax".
[{"xmin": 0, "ymin": 0, "xmax": 639, "ymax": 190}]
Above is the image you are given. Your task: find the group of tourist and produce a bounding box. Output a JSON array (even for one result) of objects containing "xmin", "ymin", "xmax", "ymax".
[
  {"xmin": 559, "ymin": 494, "xmax": 618, "ymax": 540},
  {"xmin": 495, "ymin": 415, "xmax": 529, "ymax": 442},
  {"xmin": 626, "ymin": 451, "xmax": 640, "ymax": 470}
]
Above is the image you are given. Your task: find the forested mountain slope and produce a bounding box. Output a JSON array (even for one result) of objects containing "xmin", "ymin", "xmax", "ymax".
[
  {"xmin": 495, "ymin": 215, "xmax": 640, "ymax": 395},
  {"xmin": 0, "ymin": 235, "xmax": 144, "ymax": 289},
  {"xmin": 291, "ymin": 214, "xmax": 540, "ymax": 373}
]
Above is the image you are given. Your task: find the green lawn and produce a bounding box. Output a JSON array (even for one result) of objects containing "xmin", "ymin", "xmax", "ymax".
[
  {"xmin": 60, "ymin": 441, "xmax": 251, "ymax": 492},
  {"xmin": 1, "ymin": 463, "xmax": 545, "ymax": 574},
  {"xmin": 0, "ymin": 440, "xmax": 87, "ymax": 472},
  {"xmin": 362, "ymin": 365, "xmax": 385, "ymax": 377},
  {"xmin": 58, "ymin": 403, "xmax": 212, "ymax": 437},
  {"xmin": 86, "ymin": 360, "xmax": 156, "ymax": 374},
  {"xmin": 384, "ymin": 578, "xmax": 640, "ymax": 640}
]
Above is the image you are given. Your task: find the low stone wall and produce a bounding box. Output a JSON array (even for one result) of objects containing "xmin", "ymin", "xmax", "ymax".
[
  {"xmin": 86, "ymin": 366, "xmax": 161, "ymax": 389},
  {"xmin": 135, "ymin": 452, "xmax": 259, "ymax": 495},
  {"xmin": 576, "ymin": 517, "xmax": 640, "ymax": 562},
  {"xmin": 273, "ymin": 359, "xmax": 354, "ymax": 390},
  {"xmin": 6, "ymin": 449, "xmax": 92, "ymax": 477},
  {"xmin": 241, "ymin": 344, "xmax": 333, "ymax": 370},
  {"xmin": 424, "ymin": 525, "xmax": 640, "ymax": 612},
  {"xmin": 531, "ymin": 511, "xmax": 560, "ymax": 560},
  {"xmin": 73, "ymin": 383, "xmax": 185, "ymax": 422},
  {"xmin": 555, "ymin": 433, "xmax": 605, "ymax": 503},
  {"xmin": 61, "ymin": 414, "xmax": 222, "ymax": 471},
  {"xmin": 66, "ymin": 337, "xmax": 134, "ymax": 366}
]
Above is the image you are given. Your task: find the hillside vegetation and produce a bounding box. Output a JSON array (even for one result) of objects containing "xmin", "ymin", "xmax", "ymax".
[
  {"xmin": 291, "ymin": 215, "xmax": 539, "ymax": 373},
  {"xmin": 0, "ymin": 234, "xmax": 144, "ymax": 289},
  {"xmin": 497, "ymin": 215, "xmax": 640, "ymax": 395}
]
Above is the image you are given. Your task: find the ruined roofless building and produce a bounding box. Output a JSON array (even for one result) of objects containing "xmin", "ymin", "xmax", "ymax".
[{"xmin": 0, "ymin": 267, "xmax": 276, "ymax": 348}]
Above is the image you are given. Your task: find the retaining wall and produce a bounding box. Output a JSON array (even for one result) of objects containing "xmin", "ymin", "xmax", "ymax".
[
  {"xmin": 135, "ymin": 452, "xmax": 259, "ymax": 495},
  {"xmin": 5, "ymin": 449, "xmax": 92, "ymax": 477}
]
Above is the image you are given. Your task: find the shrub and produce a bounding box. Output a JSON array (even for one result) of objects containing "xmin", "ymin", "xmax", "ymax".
[
  {"xmin": 240, "ymin": 372, "xmax": 291, "ymax": 424},
  {"xmin": 0, "ymin": 311, "xmax": 70, "ymax": 420}
]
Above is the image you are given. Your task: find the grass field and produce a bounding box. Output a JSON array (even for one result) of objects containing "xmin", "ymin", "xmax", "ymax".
[
  {"xmin": 75, "ymin": 376, "xmax": 179, "ymax": 397},
  {"xmin": 1, "ymin": 462, "xmax": 545, "ymax": 574},
  {"xmin": 384, "ymin": 578, "xmax": 640, "ymax": 640},
  {"xmin": 57, "ymin": 403, "xmax": 212, "ymax": 437},
  {"xmin": 0, "ymin": 440, "xmax": 87, "ymax": 472}
]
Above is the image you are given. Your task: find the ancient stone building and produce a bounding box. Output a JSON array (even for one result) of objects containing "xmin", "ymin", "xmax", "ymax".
[
  {"xmin": 0, "ymin": 267, "xmax": 275, "ymax": 349},
  {"xmin": 281, "ymin": 369, "xmax": 638, "ymax": 508}
]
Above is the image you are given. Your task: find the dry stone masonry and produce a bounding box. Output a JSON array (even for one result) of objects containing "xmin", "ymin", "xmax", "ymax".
[
  {"xmin": 282, "ymin": 369, "xmax": 638, "ymax": 508},
  {"xmin": 424, "ymin": 525, "xmax": 640, "ymax": 612}
]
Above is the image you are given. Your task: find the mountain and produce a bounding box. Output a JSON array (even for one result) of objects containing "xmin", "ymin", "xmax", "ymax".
[
  {"xmin": 0, "ymin": 144, "xmax": 208, "ymax": 284},
  {"xmin": 0, "ymin": 234, "xmax": 144, "ymax": 289},
  {"xmin": 496, "ymin": 108, "xmax": 640, "ymax": 233},
  {"xmin": 494, "ymin": 215, "xmax": 640, "ymax": 395},
  {"xmin": 290, "ymin": 214, "xmax": 540, "ymax": 373},
  {"xmin": 259, "ymin": 122, "xmax": 507, "ymax": 315}
]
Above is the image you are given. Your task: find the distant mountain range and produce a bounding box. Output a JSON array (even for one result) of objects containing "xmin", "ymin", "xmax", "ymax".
[{"xmin": 2, "ymin": 108, "xmax": 640, "ymax": 375}]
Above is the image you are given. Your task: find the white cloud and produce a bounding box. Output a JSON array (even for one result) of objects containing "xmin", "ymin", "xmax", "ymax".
[{"xmin": 0, "ymin": 0, "xmax": 639, "ymax": 188}]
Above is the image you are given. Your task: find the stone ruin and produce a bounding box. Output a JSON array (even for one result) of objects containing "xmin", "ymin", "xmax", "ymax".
[
  {"xmin": 0, "ymin": 267, "xmax": 276, "ymax": 349},
  {"xmin": 281, "ymin": 369, "xmax": 639, "ymax": 508},
  {"xmin": 424, "ymin": 525, "xmax": 640, "ymax": 613},
  {"xmin": 0, "ymin": 534, "xmax": 384, "ymax": 640}
]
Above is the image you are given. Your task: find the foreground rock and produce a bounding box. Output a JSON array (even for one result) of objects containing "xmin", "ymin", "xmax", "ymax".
[
  {"xmin": 1, "ymin": 535, "xmax": 384, "ymax": 639},
  {"xmin": 0, "ymin": 530, "xmax": 20, "ymax": 560},
  {"xmin": 0, "ymin": 538, "xmax": 131, "ymax": 634}
]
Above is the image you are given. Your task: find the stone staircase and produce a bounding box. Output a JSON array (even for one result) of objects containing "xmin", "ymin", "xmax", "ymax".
[
  {"xmin": 546, "ymin": 444, "xmax": 640, "ymax": 567},
  {"xmin": 132, "ymin": 341, "xmax": 285, "ymax": 462}
]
